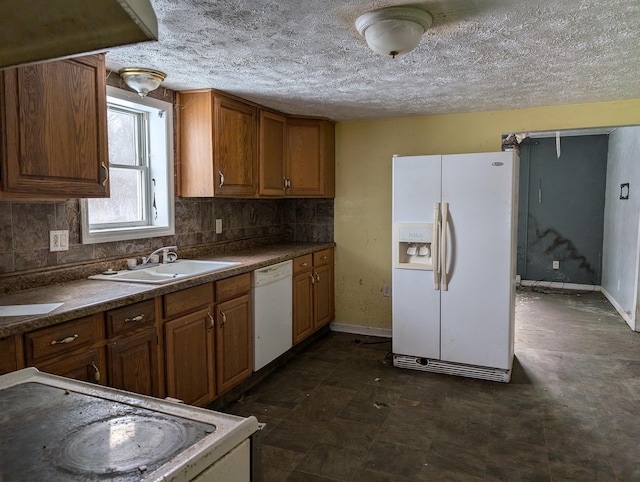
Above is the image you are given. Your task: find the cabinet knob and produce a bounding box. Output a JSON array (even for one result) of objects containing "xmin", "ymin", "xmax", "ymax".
[
  {"xmin": 321, "ymin": 255, "xmax": 327, "ymax": 261},
  {"xmin": 300, "ymin": 262, "xmax": 308, "ymax": 267}
]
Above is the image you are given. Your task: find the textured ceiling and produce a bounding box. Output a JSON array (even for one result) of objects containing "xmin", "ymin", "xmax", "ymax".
[{"xmin": 105, "ymin": 0, "xmax": 640, "ymax": 121}]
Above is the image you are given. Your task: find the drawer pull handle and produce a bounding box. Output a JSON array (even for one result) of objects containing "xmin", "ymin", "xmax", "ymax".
[
  {"xmin": 320, "ymin": 255, "xmax": 327, "ymax": 260},
  {"xmin": 219, "ymin": 171, "xmax": 225, "ymax": 188},
  {"xmin": 101, "ymin": 162, "xmax": 109, "ymax": 186},
  {"xmin": 207, "ymin": 312, "xmax": 214, "ymax": 330},
  {"xmin": 316, "ymin": 273, "xmax": 321, "ymax": 282},
  {"xmin": 300, "ymin": 262, "xmax": 308, "ymax": 267},
  {"xmin": 124, "ymin": 314, "xmax": 145, "ymax": 323},
  {"xmin": 310, "ymin": 273, "xmax": 315, "ymax": 284},
  {"xmin": 91, "ymin": 361, "xmax": 101, "ymax": 383},
  {"xmin": 50, "ymin": 334, "xmax": 78, "ymax": 346},
  {"xmin": 220, "ymin": 310, "xmax": 227, "ymax": 326}
]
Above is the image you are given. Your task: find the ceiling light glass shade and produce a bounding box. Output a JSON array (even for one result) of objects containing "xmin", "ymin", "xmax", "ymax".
[
  {"xmin": 119, "ymin": 68, "xmax": 166, "ymax": 97},
  {"xmin": 356, "ymin": 6, "xmax": 433, "ymax": 58}
]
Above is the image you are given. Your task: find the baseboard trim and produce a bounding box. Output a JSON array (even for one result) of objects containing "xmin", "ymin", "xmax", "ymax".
[
  {"xmin": 600, "ymin": 287, "xmax": 635, "ymax": 331},
  {"xmin": 520, "ymin": 280, "xmax": 601, "ymax": 291},
  {"xmin": 330, "ymin": 322, "xmax": 392, "ymax": 338}
]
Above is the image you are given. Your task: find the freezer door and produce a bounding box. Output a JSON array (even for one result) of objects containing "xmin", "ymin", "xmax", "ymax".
[
  {"xmin": 391, "ymin": 155, "xmax": 442, "ymax": 359},
  {"xmin": 440, "ymin": 151, "xmax": 517, "ymax": 369}
]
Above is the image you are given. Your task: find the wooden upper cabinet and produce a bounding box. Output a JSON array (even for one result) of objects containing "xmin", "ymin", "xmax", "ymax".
[
  {"xmin": 178, "ymin": 89, "xmax": 258, "ymax": 198},
  {"xmin": 0, "ymin": 54, "xmax": 109, "ymax": 199},
  {"xmin": 258, "ymin": 110, "xmax": 286, "ymax": 196},
  {"xmin": 286, "ymin": 117, "xmax": 335, "ymax": 198}
]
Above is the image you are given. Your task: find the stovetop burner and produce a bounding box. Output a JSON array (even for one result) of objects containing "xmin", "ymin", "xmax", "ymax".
[
  {"xmin": 0, "ymin": 382, "xmax": 216, "ymax": 481},
  {"xmin": 55, "ymin": 414, "xmax": 189, "ymax": 475}
]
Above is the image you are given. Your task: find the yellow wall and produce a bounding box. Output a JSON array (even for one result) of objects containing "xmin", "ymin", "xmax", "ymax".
[{"xmin": 334, "ymin": 99, "xmax": 640, "ymax": 330}]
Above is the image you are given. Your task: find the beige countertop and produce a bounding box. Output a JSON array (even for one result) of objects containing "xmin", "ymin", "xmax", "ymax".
[{"xmin": 0, "ymin": 242, "xmax": 334, "ymax": 338}]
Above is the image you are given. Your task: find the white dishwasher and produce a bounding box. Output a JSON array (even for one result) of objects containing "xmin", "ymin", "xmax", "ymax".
[{"xmin": 251, "ymin": 260, "xmax": 293, "ymax": 371}]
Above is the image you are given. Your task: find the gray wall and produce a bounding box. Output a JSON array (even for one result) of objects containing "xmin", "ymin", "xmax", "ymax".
[
  {"xmin": 517, "ymin": 135, "xmax": 608, "ymax": 285},
  {"xmin": 602, "ymin": 126, "xmax": 640, "ymax": 321}
]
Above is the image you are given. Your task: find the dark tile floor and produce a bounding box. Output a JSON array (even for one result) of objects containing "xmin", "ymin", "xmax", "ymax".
[{"xmin": 224, "ymin": 288, "xmax": 640, "ymax": 481}]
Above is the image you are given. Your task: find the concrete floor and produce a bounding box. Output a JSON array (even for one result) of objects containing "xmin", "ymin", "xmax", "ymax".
[{"xmin": 224, "ymin": 288, "xmax": 640, "ymax": 480}]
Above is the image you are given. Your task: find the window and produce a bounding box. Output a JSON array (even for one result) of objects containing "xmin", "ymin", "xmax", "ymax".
[{"xmin": 81, "ymin": 86, "xmax": 174, "ymax": 244}]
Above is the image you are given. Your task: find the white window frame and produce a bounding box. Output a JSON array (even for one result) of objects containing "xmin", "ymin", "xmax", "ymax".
[{"xmin": 81, "ymin": 86, "xmax": 174, "ymax": 244}]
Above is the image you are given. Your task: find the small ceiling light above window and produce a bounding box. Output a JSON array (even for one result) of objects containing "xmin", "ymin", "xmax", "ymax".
[
  {"xmin": 356, "ymin": 6, "xmax": 433, "ymax": 58},
  {"xmin": 119, "ymin": 67, "xmax": 166, "ymax": 97}
]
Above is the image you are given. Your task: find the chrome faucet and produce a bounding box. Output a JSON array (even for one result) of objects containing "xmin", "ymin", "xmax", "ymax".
[{"xmin": 142, "ymin": 245, "xmax": 178, "ymax": 265}]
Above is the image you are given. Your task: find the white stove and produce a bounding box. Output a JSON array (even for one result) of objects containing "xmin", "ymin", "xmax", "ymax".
[{"xmin": 0, "ymin": 368, "xmax": 260, "ymax": 481}]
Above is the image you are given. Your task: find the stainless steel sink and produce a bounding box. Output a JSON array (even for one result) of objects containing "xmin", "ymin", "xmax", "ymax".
[{"xmin": 88, "ymin": 259, "xmax": 241, "ymax": 284}]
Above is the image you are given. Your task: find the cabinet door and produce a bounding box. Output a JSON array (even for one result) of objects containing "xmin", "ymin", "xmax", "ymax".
[
  {"xmin": 164, "ymin": 308, "xmax": 216, "ymax": 406},
  {"xmin": 286, "ymin": 118, "xmax": 335, "ymax": 198},
  {"xmin": 258, "ymin": 110, "xmax": 286, "ymax": 197},
  {"xmin": 313, "ymin": 263, "xmax": 334, "ymax": 330},
  {"xmin": 214, "ymin": 95, "xmax": 257, "ymax": 197},
  {"xmin": 215, "ymin": 294, "xmax": 252, "ymax": 394},
  {"xmin": 0, "ymin": 336, "xmax": 18, "ymax": 375},
  {"xmin": 293, "ymin": 270, "xmax": 314, "ymax": 345},
  {"xmin": 107, "ymin": 329, "xmax": 158, "ymax": 397},
  {"xmin": 0, "ymin": 54, "xmax": 108, "ymax": 198},
  {"xmin": 36, "ymin": 348, "xmax": 105, "ymax": 384}
]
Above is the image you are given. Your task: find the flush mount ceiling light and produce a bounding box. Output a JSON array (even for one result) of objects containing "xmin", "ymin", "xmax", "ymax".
[
  {"xmin": 356, "ymin": 6, "xmax": 433, "ymax": 58},
  {"xmin": 119, "ymin": 67, "xmax": 166, "ymax": 97}
]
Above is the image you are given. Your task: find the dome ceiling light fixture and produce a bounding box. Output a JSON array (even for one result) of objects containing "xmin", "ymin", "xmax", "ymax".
[
  {"xmin": 355, "ymin": 6, "xmax": 433, "ymax": 58},
  {"xmin": 119, "ymin": 68, "xmax": 166, "ymax": 97}
]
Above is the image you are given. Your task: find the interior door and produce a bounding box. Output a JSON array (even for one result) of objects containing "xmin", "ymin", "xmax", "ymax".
[{"xmin": 440, "ymin": 151, "xmax": 517, "ymax": 369}]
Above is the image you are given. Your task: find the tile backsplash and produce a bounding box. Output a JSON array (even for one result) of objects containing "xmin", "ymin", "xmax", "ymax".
[{"xmin": 0, "ymin": 197, "xmax": 333, "ymax": 292}]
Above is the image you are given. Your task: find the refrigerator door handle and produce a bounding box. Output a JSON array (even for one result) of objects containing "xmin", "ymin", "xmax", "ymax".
[
  {"xmin": 433, "ymin": 202, "xmax": 441, "ymax": 290},
  {"xmin": 441, "ymin": 202, "xmax": 449, "ymax": 291}
]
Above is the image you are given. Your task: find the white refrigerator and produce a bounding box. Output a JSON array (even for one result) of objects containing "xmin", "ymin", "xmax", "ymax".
[{"xmin": 391, "ymin": 151, "xmax": 518, "ymax": 382}]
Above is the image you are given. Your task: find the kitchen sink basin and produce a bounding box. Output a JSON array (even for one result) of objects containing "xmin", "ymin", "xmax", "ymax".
[{"xmin": 88, "ymin": 259, "xmax": 241, "ymax": 284}]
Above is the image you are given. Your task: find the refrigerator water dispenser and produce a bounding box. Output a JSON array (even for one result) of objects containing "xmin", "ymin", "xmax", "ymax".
[{"xmin": 394, "ymin": 223, "xmax": 434, "ymax": 270}]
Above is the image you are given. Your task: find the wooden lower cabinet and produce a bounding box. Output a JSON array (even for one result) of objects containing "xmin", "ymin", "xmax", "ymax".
[
  {"xmin": 293, "ymin": 268, "xmax": 314, "ymax": 345},
  {"xmin": 24, "ymin": 313, "xmax": 106, "ymax": 384},
  {"xmin": 37, "ymin": 348, "xmax": 105, "ymax": 383},
  {"xmin": 215, "ymin": 293, "xmax": 252, "ymax": 394},
  {"xmin": 107, "ymin": 329, "xmax": 158, "ymax": 396},
  {"xmin": 164, "ymin": 307, "xmax": 216, "ymax": 406},
  {"xmin": 0, "ymin": 336, "xmax": 20, "ymax": 375},
  {"xmin": 105, "ymin": 299, "xmax": 159, "ymax": 397},
  {"xmin": 293, "ymin": 248, "xmax": 334, "ymax": 345},
  {"xmin": 313, "ymin": 262, "xmax": 333, "ymax": 329}
]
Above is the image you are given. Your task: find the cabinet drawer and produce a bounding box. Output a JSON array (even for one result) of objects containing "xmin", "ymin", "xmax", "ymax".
[
  {"xmin": 293, "ymin": 254, "xmax": 313, "ymax": 274},
  {"xmin": 106, "ymin": 299, "xmax": 155, "ymax": 338},
  {"xmin": 164, "ymin": 283, "xmax": 213, "ymax": 319},
  {"xmin": 313, "ymin": 249, "xmax": 332, "ymax": 267},
  {"xmin": 25, "ymin": 315, "xmax": 102, "ymax": 365},
  {"xmin": 215, "ymin": 273, "xmax": 251, "ymax": 302},
  {"xmin": 36, "ymin": 348, "xmax": 104, "ymax": 383}
]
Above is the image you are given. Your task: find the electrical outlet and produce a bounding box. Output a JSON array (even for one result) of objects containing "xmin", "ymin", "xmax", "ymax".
[
  {"xmin": 215, "ymin": 219, "xmax": 223, "ymax": 234},
  {"xmin": 383, "ymin": 284, "xmax": 391, "ymax": 297},
  {"xmin": 50, "ymin": 230, "xmax": 69, "ymax": 252},
  {"xmin": 552, "ymin": 260, "xmax": 559, "ymax": 270}
]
